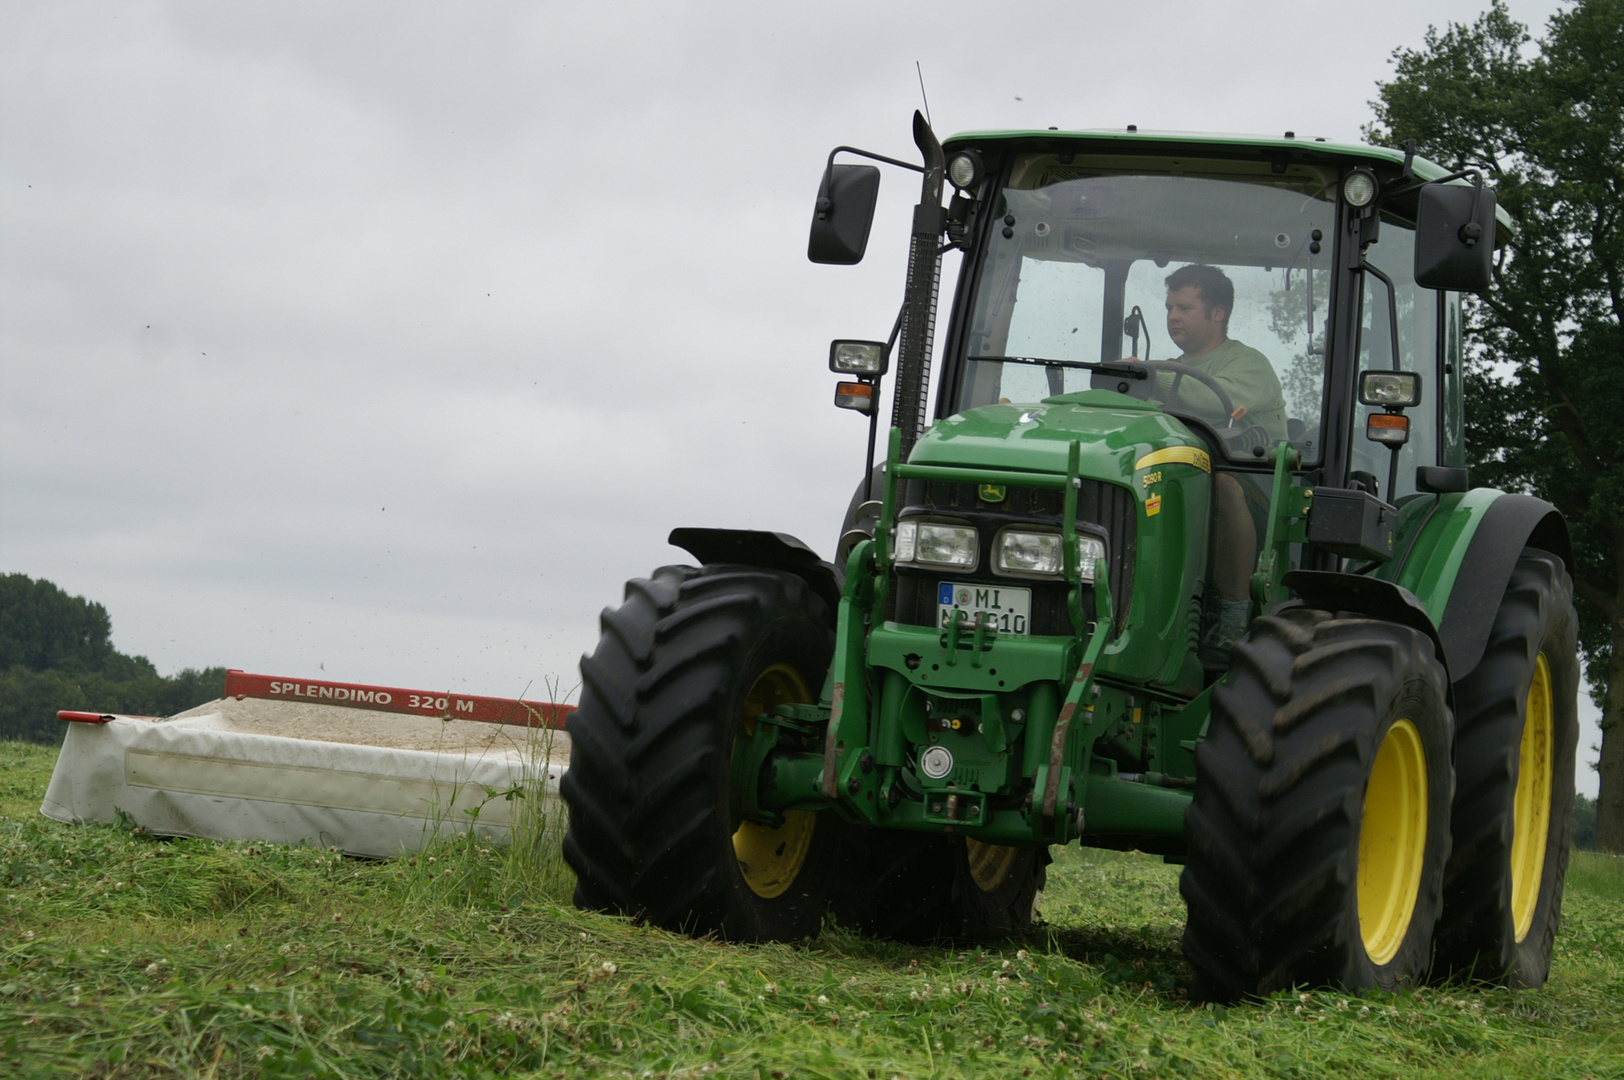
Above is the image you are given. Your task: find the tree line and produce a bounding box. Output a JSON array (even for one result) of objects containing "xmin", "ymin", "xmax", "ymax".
[{"xmin": 0, "ymin": 573, "xmax": 225, "ymax": 744}]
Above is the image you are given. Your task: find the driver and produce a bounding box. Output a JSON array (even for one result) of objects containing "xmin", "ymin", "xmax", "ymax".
[
  {"xmin": 1148, "ymin": 264, "xmax": 1287, "ymax": 654},
  {"xmin": 1154, "ymin": 264, "xmax": 1287, "ymax": 441}
]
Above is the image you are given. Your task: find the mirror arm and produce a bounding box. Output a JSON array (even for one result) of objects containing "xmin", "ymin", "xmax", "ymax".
[
  {"xmin": 818, "ymin": 145, "xmax": 925, "ymax": 220},
  {"xmin": 1378, "ymin": 166, "xmax": 1485, "ymax": 221}
]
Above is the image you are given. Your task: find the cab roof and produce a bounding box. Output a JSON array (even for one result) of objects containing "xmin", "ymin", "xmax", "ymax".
[{"xmin": 942, "ymin": 126, "xmax": 1514, "ymax": 235}]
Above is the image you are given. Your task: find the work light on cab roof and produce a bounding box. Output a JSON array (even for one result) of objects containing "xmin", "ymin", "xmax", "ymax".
[
  {"xmin": 947, "ymin": 150, "xmax": 984, "ymax": 192},
  {"xmin": 1344, "ymin": 168, "xmax": 1379, "ymax": 207}
]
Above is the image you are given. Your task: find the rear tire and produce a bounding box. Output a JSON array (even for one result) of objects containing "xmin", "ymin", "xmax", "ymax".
[
  {"xmin": 561, "ymin": 565, "xmax": 837, "ymax": 941},
  {"xmin": 1434, "ymin": 549, "xmax": 1579, "ymax": 987},
  {"xmin": 831, "ymin": 828, "xmax": 1047, "ymax": 942},
  {"xmin": 1181, "ymin": 608, "xmax": 1454, "ymax": 1000}
]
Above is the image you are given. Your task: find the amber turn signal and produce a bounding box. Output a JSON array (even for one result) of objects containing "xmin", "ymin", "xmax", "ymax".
[
  {"xmin": 834, "ymin": 381, "xmax": 875, "ymax": 414},
  {"xmin": 1366, "ymin": 411, "xmax": 1410, "ymax": 446}
]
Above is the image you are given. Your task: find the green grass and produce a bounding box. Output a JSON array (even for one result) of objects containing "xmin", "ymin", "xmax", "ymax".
[{"xmin": 3, "ymin": 739, "xmax": 1621, "ymax": 1079}]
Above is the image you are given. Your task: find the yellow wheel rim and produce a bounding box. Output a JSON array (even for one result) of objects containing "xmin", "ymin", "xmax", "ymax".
[
  {"xmin": 965, "ymin": 838, "xmax": 1018, "ymax": 893},
  {"xmin": 1511, "ymin": 653, "xmax": 1554, "ymax": 942},
  {"xmin": 732, "ymin": 663, "xmax": 816, "ymax": 899},
  {"xmin": 1358, "ymin": 718, "xmax": 1428, "ymax": 966}
]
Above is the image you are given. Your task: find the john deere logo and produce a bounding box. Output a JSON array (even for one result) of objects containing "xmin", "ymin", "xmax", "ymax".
[{"xmin": 979, "ymin": 483, "xmax": 1006, "ymax": 503}]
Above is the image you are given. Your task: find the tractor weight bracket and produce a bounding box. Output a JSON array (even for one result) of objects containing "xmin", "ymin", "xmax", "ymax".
[{"xmin": 936, "ymin": 609, "xmax": 999, "ymax": 669}]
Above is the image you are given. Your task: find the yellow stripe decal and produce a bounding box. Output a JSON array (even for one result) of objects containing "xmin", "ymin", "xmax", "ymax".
[{"xmin": 1134, "ymin": 447, "xmax": 1211, "ymax": 473}]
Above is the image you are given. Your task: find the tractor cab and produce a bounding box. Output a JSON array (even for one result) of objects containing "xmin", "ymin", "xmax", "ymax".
[{"xmin": 822, "ymin": 128, "xmax": 1495, "ymax": 697}]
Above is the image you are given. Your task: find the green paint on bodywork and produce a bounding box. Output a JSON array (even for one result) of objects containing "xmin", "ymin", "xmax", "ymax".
[
  {"xmin": 912, "ymin": 394, "xmax": 1199, "ymax": 479},
  {"xmin": 911, "ymin": 396, "xmax": 1211, "ymax": 691},
  {"xmin": 1376, "ymin": 487, "xmax": 1504, "ymax": 622}
]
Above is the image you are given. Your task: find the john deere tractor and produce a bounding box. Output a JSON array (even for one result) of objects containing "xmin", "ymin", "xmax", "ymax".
[{"xmin": 561, "ymin": 113, "xmax": 1579, "ymax": 999}]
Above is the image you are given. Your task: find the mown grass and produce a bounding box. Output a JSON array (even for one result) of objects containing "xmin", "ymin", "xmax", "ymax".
[{"xmin": 3, "ymin": 738, "xmax": 1621, "ymax": 1079}]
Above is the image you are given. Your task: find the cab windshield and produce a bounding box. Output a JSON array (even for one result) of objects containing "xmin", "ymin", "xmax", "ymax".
[{"xmin": 954, "ymin": 154, "xmax": 1339, "ymax": 463}]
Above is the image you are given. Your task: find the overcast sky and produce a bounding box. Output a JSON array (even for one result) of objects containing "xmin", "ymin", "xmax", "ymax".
[{"xmin": 2, "ymin": 0, "xmax": 1597, "ymax": 793}]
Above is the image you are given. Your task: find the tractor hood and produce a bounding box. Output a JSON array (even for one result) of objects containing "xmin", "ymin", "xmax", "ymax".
[{"xmin": 910, "ymin": 389, "xmax": 1209, "ymax": 487}]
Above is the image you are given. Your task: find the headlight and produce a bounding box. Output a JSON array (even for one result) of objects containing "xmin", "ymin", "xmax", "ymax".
[
  {"xmin": 829, "ymin": 339, "xmax": 888, "ymax": 376},
  {"xmin": 894, "ymin": 521, "xmax": 978, "ymax": 569},
  {"xmin": 1357, "ymin": 370, "xmax": 1422, "ymax": 407},
  {"xmin": 996, "ymin": 530, "xmax": 1061, "ymax": 576},
  {"xmin": 1076, "ymin": 536, "xmax": 1106, "ymax": 583}
]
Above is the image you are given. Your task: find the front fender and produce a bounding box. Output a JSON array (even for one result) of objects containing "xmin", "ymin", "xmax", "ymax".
[
  {"xmin": 668, "ymin": 527, "xmax": 843, "ymax": 623},
  {"xmin": 1278, "ymin": 570, "xmax": 1454, "ymax": 711}
]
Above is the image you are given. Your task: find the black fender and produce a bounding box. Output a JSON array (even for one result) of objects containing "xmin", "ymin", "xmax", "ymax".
[
  {"xmin": 668, "ymin": 527, "xmax": 843, "ymax": 624},
  {"xmin": 1279, "ymin": 569, "xmax": 1454, "ymax": 710},
  {"xmin": 1436, "ymin": 494, "xmax": 1571, "ymax": 680}
]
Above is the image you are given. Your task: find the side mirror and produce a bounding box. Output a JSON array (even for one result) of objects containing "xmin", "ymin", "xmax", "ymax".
[
  {"xmin": 1414, "ymin": 182, "xmax": 1496, "ymax": 292},
  {"xmin": 808, "ymin": 164, "xmax": 881, "ymax": 265}
]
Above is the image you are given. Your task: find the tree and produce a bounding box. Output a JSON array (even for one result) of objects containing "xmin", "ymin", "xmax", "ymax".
[
  {"xmin": 0, "ymin": 573, "xmax": 120, "ymax": 674},
  {"xmin": 0, "ymin": 573, "xmax": 225, "ymax": 743},
  {"xmin": 1366, "ymin": 0, "xmax": 1624, "ymax": 850}
]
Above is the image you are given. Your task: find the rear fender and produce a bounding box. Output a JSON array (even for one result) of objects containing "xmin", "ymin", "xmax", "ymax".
[{"xmin": 1374, "ymin": 491, "xmax": 1570, "ymax": 679}]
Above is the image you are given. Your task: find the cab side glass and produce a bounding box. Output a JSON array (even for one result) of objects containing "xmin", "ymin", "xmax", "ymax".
[
  {"xmin": 809, "ymin": 164, "xmax": 881, "ymax": 265},
  {"xmin": 1414, "ymin": 183, "xmax": 1497, "ymax": 292}
]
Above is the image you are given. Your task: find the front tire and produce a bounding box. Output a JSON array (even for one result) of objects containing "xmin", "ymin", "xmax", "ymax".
[
  {"xmin": 1434, "ymin": 549, "xmax": 1579, "ymax": 987},
  {"xmin": 561, "ymin": 565, "xmax": 836, "ymax": 941},
  {"xmin": 1181, "ymin": 608, "xmax": 1454, "ymax": 1000}
]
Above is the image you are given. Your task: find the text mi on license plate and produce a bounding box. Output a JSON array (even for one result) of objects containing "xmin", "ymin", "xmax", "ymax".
[{"xmin": 938, "ymin": 582, "xmax": 1032, "ymax": 635}]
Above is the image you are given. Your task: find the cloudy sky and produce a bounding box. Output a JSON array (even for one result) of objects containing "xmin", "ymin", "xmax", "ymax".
[{"xmin": 3, "ymin": 0, "xmax": 1597, "ymax": 792}]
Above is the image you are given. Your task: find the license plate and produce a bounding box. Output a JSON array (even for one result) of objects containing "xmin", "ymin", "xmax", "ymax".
[{"xmin": 938, "ymin": 582, "xmax": 1032, "ymax": 636}]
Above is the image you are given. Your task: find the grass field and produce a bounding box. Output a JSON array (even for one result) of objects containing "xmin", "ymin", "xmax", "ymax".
[{"xmin": 3, "ymin": 738, "xmax": 1621, "ymax": 1079}]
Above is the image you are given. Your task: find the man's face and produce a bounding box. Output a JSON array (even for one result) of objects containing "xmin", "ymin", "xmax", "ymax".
[{"xmin": 1165, "ymin": 286, "xmax": 1226, "ymax": 356}]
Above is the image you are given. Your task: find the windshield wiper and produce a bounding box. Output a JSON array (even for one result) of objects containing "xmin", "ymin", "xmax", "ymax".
[{"xmin": 975, "ymin": 356, "xmax": 1150, "ymax": 379}]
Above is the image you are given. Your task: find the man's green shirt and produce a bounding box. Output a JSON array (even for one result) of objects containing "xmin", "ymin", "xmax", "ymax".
[{"xmin": 1155, "ymin": 337, "xmax": 1288, "ymax": 442}]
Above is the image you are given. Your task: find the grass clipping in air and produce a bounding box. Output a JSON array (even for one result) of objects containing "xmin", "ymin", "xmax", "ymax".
[{"xmin": 2, "ymin": 739, "xmax": 1622, "ymax": 1079}]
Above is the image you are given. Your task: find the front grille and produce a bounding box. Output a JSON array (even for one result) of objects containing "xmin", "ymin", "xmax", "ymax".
[{"xmin": 886, "ymin": 477, "xmax": 1135, "ymax": 637}]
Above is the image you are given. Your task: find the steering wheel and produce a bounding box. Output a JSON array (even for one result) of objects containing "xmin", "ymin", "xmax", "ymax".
[{"xmin": 1128, "ymin": 360, "xmax": 1237, "ymax": 420}]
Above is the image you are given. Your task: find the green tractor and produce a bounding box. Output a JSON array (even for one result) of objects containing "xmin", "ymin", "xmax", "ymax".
[{"xmin": 561, "ymin": 113, "xmax": 1580, "ymax": 1000}]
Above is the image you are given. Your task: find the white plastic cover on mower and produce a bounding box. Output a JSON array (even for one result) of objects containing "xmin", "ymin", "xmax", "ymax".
[{"xmin": 40, "ymin": 672, "xmax": 571, "ymax": 859}]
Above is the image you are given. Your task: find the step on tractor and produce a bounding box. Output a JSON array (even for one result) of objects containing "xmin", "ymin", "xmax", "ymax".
[{"xmin": 561, "ymin": 113, "xmax": 1580, "ymax": 1000}]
